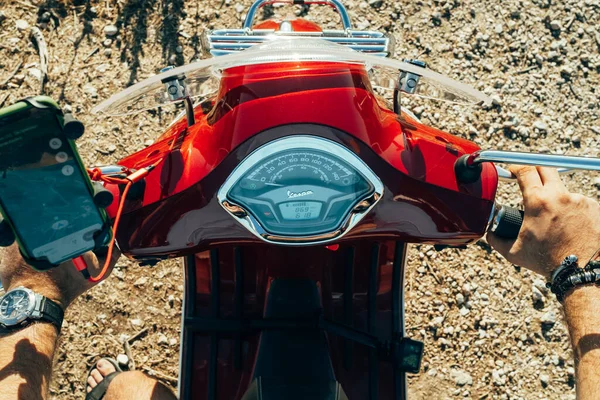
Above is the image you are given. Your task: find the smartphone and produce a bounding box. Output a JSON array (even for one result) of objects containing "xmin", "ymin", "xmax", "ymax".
[{"xmin": 0, "ymin": 96, "xmax": 109, "ymax": 267}]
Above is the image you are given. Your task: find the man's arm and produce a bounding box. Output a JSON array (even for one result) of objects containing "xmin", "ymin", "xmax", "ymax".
[
  {"xmin": 0, "ymin": 244, "xmax": 119, "ymax": 400},
  {"xmin": 0, "ymin": 323, "xmax": 59, "ymax": 400},
  {"xmin": 564, "ymin": 286, "xmax": 600, "ymax": 398},
  {"xmin": 487, "ymin": 165, "xmax": 600, "ymax": 399}
]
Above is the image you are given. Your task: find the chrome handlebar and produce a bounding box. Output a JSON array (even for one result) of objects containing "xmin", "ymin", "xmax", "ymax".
[
  {"xmin": 495, "ymin": 166, "xmax": 572, "ymax": 181},
  {"xmin": 243, "ymin": 0, "xmax": 353, "ymax": 30},
  {"xmin": 471, "ymin": 150, "xmax": 600, "ymax": 172},
  {"xmin": 455, "ymin": 150, "xmax": 600, "ymax": 182}
]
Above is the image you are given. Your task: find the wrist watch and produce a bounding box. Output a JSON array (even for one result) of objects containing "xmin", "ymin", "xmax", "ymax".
[{"xmin": 0, "ymin": 287, "xmax": 64, "ymax": 331}]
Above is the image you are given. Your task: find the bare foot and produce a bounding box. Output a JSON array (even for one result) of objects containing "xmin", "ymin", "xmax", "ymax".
[{"xmin": 87, "ymin": 359, "xmax": 117, "ymax": 393}]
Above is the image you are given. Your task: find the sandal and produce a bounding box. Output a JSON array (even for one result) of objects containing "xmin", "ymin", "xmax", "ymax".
[{"xmin": 85, "ymin": 357, "xmax": 123, "ymax": 400}]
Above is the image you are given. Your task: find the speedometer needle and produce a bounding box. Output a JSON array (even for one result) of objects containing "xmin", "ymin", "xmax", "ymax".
[{"xmin": 264, "ymin": 183, "xmax": 284, "ymax": 187}]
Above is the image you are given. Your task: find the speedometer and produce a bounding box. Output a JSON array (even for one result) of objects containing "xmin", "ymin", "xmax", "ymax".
[{"xmin": 218, "ymin": 135, "xmax": 383, "ymax": 244}]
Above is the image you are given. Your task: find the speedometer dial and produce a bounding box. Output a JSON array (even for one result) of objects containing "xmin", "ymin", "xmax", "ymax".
[
  {"xmin": 239, "ymin": 150, "xmax": 361, "ymax": 192},
  {"xmin": 218, "ymin": 135, "xmax": 383, "ymax": 244},
  {"xmin": 228, "ymin": 147, "xmax": 373, "ymax": 237}
]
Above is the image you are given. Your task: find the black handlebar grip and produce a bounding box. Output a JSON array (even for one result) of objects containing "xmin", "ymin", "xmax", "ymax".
[
  {"xmin": 0, "ymin": 219, "xmax": 15, "ymax": 247},
  {"xmin": 92, "ymin": 181, "xmax": 115, "ymax": 209},
  {"xmin": 492, "ymin": 205, "xmax": 524, "ymax": 239},
  {"xmin": 63, "ymin": 113, "xmax": 85, "ymax": 140}
]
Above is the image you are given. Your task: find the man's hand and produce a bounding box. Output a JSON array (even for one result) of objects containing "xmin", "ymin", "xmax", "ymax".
[
  {"xmin": 0, "ymin": 244, "xmax": 120, "ymax": 310},
  {"xmin": 487, "ymin": 165, "xmax": 600, "ymax": 279}
]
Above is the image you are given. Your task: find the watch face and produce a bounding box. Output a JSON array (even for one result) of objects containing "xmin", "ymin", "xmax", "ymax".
[{"xmin": 0, "ymin": 289, "xmax": 34, "ymax": 325}]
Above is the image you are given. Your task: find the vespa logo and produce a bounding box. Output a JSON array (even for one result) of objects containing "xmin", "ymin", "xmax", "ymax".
[{"xmin": 287, "ymin": 190, "xmax": 314, "ymax": 199}]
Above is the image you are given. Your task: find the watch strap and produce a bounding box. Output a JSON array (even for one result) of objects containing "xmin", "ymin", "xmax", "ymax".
[{"xmin": 38, "ymin": 297, "xmax": 64, "ymax": 330}]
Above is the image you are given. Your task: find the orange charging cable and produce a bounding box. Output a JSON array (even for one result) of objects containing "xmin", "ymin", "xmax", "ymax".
[
  {"xmin": 74, "ymin": 165, "xmax": 155, "ymax": 282},
  {"xmin": 77, "ymin": 128, "xmax": 183, "ymax": 281}
]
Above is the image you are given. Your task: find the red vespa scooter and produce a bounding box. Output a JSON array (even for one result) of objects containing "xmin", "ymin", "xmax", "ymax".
[{"xmin": 89, "ymin": 1, "xmax": 600, "ymax": 399}]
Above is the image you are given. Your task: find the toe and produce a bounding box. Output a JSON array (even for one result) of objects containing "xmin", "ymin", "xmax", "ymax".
[
  {"xmin": 97, "ymin": 359, "xmax": 117, "ymax": 376},
  {"xmin": 87, "ymin": 375, "xmax": 98, "ymax": 390},
  {"xmin": 91, "ymin": 369, "xmax": 104, "ymax": 384}
]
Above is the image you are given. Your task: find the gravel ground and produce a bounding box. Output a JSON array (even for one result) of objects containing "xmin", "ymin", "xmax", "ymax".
[{"xmin": 0, "ymin": 0, "xmax": 598, "ymax": 399}]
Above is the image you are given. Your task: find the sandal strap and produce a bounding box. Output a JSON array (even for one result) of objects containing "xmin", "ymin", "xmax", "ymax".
[{"xmin": 86, "ymin": 371, "xmax": 121, "ymax": 400}]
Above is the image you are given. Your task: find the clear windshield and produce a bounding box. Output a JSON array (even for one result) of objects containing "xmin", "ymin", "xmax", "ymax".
[{"xmin": 91, "ymin": 38, "xmax": 492, "ymax": 116}]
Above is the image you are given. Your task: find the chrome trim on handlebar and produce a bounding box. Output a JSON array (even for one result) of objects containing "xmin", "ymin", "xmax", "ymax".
[
  {"xmin": 471, "ymin": 150, "xmax": 600, "ymax": 172},
  {"xmin": 244, "ymin": 0, "xmax": 353, "ymax": 30},
  {"xmin": 495, "ymin": 166, "xmax": 572, "ymax": 181}
]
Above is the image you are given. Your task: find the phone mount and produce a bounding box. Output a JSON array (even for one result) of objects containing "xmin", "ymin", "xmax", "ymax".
[{"xmin": 0, "ymin": 97, "xmax": 115, "ymax": 271}]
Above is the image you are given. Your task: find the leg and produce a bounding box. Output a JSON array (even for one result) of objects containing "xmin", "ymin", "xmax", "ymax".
[{"xmin": 87, "ymin": 359, "xmax": 177, "ymax": 400}]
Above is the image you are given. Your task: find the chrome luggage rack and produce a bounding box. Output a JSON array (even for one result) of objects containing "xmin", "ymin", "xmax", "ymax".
[{"xmin": 202, "ymin": 0, "xmax": 395, "ymax": 57}]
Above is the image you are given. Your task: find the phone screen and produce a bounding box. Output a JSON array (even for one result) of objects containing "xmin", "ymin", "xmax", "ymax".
[{"xmin": 0, "ymin": 106, "xmax": 105, "ymax": 264}]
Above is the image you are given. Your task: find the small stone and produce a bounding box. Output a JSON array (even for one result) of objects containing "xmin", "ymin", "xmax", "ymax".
[
  {"xmin": 548, "ymin": 51, "xmax": 560, "ymax": 61},
  {"xmin": 103, "ymin": 38, "xmax": 113, "ymax": 47},
  {"xmin": 130, "ymin": 318, "xmax": 144, "ymax": 328},
  {"xmin": 492, "ymin": 369, "xmax": 506, "ymax": 386},
  {"xmin": 456, "ymin": 293, "xmax": 465, "ymax": 306},
  {"xmin": 550, "ymin": 20, "xmax": 561, "ymax": 31},
  {"xmin": 494, "ymin": 24, "xmax": 503, "ymax": 34},
  {"xmin": 533, "ymin": 279, "xmax": 549, "ymax": 294},
  {"xmin": 169, "ymin": 338, "xmax": 178, "ymax": 346},
  {"xmin": 593, "ymin": 177, "xmax": 600, "ymax": 189},
  {"xmin": 134, "ymin": 277, "xmax": 148, "ymax": 287},
  {"xmin": 104, "ymin": 24, "xmax": 118, "ymax": 37},
  {"xmin": 116, "ymin": 354, "xmax": 129, "ymax": 368},
  {"xmin": 532, "ymin": 286, "xmax": 544, "ymax": 303},
  {"xmin": 83, "ymin": 84, "xmax": 98, "ymax": 98},
  {"xmin": 368, "ymin": 0, "xmax": 383, "ymax": 7},
  {"xmin": 430, "ymin": 316, "xmax": 444, "ymax": 329},
  {"xmin": 459, "ymin": 307, "xmax": 470, "ymax": 316},
  {"xmin": 535, "ymin": 54, "xmax": 544, "ymax": 65},
  {"xmin": 0, "ymin": 11, "xmax": 6, "ymax": 24},
  {"xmin": 540, "ymin": 373, "xmax": 550, "ymax": 387},
  {"xmin": 28, "ymin": 68, "xmax": 43, "ymax": 81},
  {"xmin": 157, "ymin": 334, "xmax": 169, "ymax": 345},
  {"xmin": 235, "ymin": 4, "xmax": 245, "ymax": 13},
  {"xmin": 431, "ymin": 12, "xmax": 442, "ymax": 25},
  {"xmin": 541, "ymin": 310, "xmax": 556, "ymax": 326},
  {"xmin": 16, "ymin": 20, "xmax": 29, "ymax": 31},
  {"xmin": 533, "ymin": 120, "xmax": 548, "ymax": 132},
  {"xmin": 452, "ymin": 370, "xmax": 473, "ymax": 386},
  {"xmin": 510, "ymin": 10, "xmax": 521, "ymax": 19},
  {"xmin": 103, "ymin": 48, "xmax": 112, "ymax": 57},
  {"xmin": 571, "ymin": 136, "xmax": 581, "ymax": 146},
  {"xmin": 95, "ymin": 64, "xmax": 109, "ymax": 73},
  {"xmin": 567, "ymin": 367, "xmax": 575, "ymax": 377}
]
